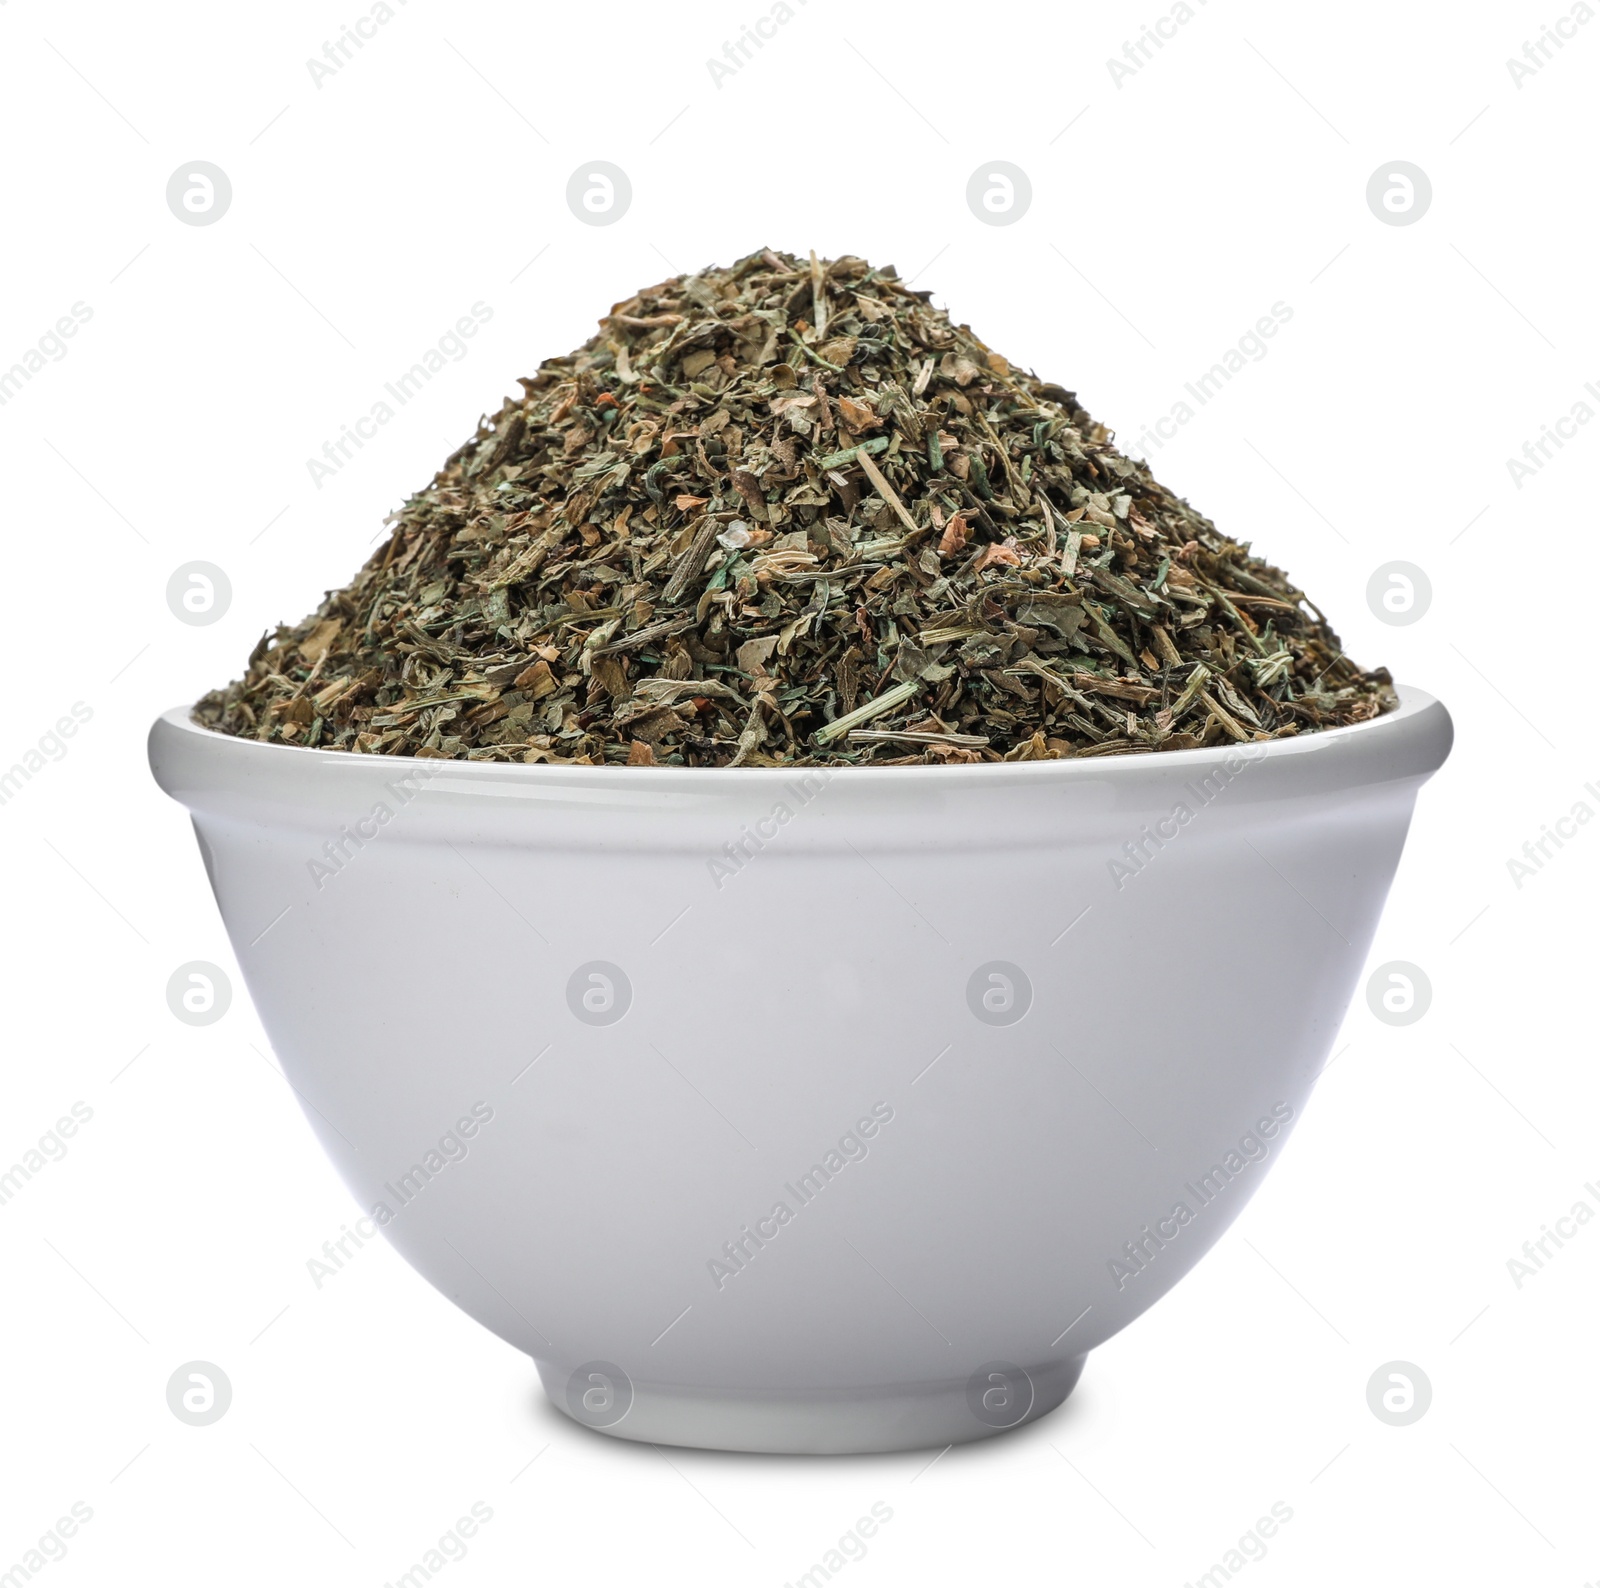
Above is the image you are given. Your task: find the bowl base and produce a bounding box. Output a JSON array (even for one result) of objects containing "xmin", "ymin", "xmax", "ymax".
[{"xmin": 537, "ymin": 1354, "xmax": 1087, "ymax": 1455}]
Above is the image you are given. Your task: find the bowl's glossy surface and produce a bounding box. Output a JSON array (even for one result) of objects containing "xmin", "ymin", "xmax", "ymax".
[{"xmin": 150, "ymin": 689, "xmax": 1451, "ymax": 1452}]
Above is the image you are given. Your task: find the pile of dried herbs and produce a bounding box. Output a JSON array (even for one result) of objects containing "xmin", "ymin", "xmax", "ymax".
[{"xmin": 196, "ymin": 248, "xmax": 1393, "ymax": 766}]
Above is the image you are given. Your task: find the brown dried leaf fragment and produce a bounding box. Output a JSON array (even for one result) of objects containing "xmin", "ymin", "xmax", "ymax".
[{"xmin": 937, "ymin": 513, "xmax": 970, "ymax": 559}]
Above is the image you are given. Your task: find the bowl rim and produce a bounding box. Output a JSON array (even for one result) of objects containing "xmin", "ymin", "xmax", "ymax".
[{"xmin": 152, "ymin": 684, "xmax": 1451, "ymax": 794}]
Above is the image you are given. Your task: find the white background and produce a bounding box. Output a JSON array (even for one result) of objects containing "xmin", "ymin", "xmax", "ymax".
[{"xmin": 2, "ymin": 0, "xmax": 1597, "ymax": 1583}]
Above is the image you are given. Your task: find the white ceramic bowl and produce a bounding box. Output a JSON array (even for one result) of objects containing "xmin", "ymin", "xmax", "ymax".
[{"xmin": 149, "ymin": 687, "xmax": 1450, "ymax": 1454}]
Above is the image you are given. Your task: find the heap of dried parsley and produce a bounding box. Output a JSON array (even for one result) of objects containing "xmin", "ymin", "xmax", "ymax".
[{"xmin": 196, "ymin": 248, "xmax": 1392, "ymax": 766}]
